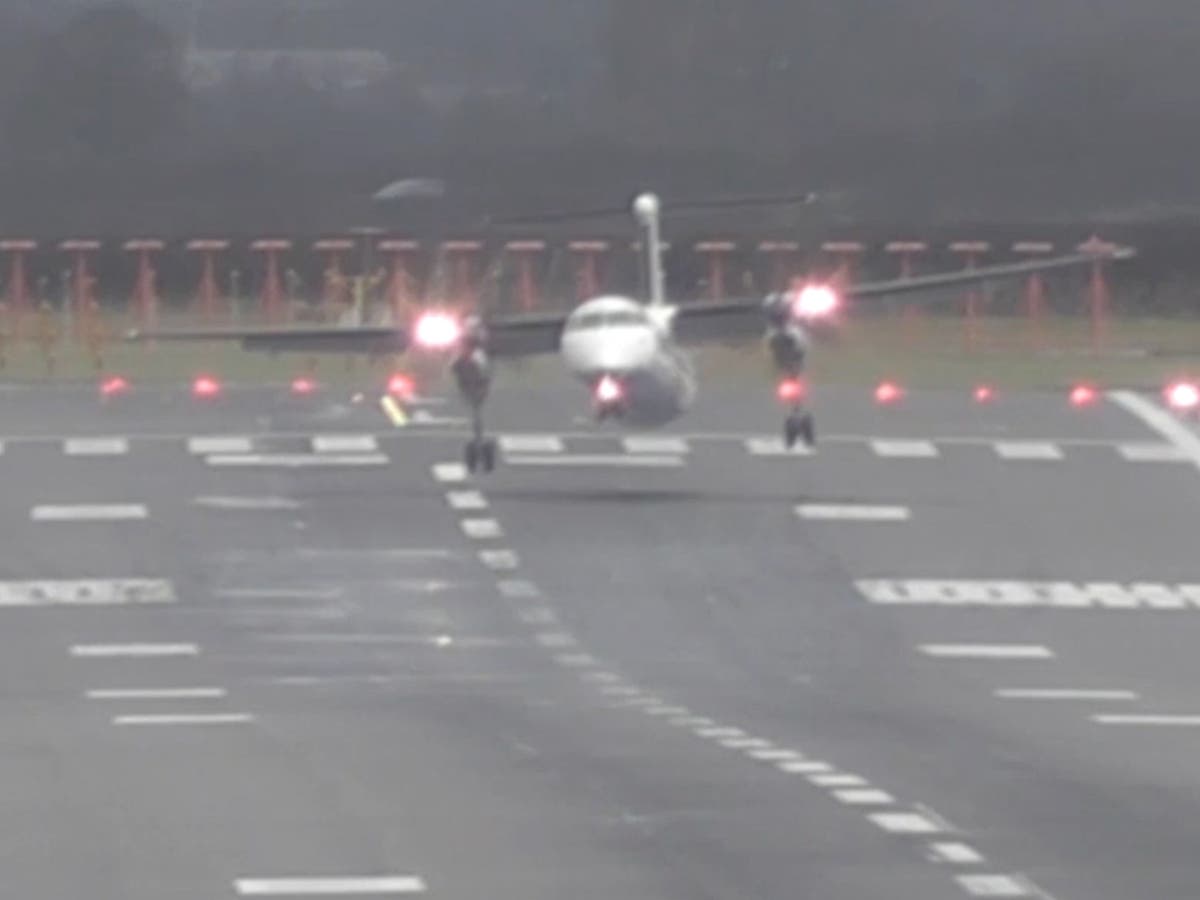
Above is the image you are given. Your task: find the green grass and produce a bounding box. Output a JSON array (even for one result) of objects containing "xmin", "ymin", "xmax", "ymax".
[{"xmin": 4, "ymin": 311, "xmax": 1200, "ymax": 391}]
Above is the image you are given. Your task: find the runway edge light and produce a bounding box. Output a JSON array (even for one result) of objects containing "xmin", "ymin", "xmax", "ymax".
[
  {"xmin": 1069, "ymin": 383, "xmax": 1098, "ymax": 407},
  {"xmin": 874, "ymin": 381, "xmax": 903, "ymax": 405},
  {"xmin": 192, "ymin": 374, "xmax": 222, "ymax": 399}
]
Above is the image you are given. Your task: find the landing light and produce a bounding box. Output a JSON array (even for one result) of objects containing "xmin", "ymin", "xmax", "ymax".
[
  {"xmin": 414, "ymin": 311, "xmax": 461, "ymax": 349},
  {"xmin": 1069, "ymin": 383, "xmax": 1098, "ymax": 407},
  {"xmin": 192, "ymin": 375, "xmax": 221, "ymax": 399},
  {"xmin": 595, "ymin": 375, "xmax": 623, "ymax": 404},
  {"xmin": 1166, "ymin": 380, "xmax": 1200, "ymax": 411},
  {"xmin": 875, "ymin": 381, "xmax": 903, "ymax": 405},
  {"xmin": 792, "ymin": 284, "xmax": 840, "ymax": 319},
  {"xmin": 99, "ymin": 375, "xmax": 129, "ymax": 398}
]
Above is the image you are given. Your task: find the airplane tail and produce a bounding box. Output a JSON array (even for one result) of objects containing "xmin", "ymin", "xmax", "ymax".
[{"xmin": 632, "ymin": 193, "xmax": 666, "ymax": 307}]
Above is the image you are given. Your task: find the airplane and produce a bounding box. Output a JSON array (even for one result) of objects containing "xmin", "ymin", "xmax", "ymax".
[{"xmin": 128, "ymin": 192, "xmax": 1134, "ymax": 474}]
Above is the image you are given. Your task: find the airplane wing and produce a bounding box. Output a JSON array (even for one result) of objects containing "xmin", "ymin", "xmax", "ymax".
[{"xmin": 669, "ymin": 248, "xmax": 1134, "ymax": 347}]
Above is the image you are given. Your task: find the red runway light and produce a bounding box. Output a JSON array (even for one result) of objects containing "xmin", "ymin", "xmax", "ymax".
[
  {"xmin": 777, "ymin": 377, "xmax": 805, "ymax": 404},
  {"xmin": 387, "ymin": 372, "xmax": 415, "ymax": 399},
  {"xmin": 1165, "ymin": 380, "xmax": 1200, "ymax": 411},
  {"xmin": 973, "ymin": 385, "xmax": 995, "ymax": 404},
  {"xmin": 1069, "ymin": 383, "xmax": 1098, "ymax": 407},
  {"xmin": 290, "ymin": 376, "xmax": 317, "ymax": 396},
  {"xmin": 874, "ymin": 380, "xmax": 903, "ymax": 404},
  {"xmin": 192, "ymin": 375, "xmax": 221, "ymax": 399},
  {"xmin": 99, "ymin": 375, "xmax": 129, "ymax": 397}
]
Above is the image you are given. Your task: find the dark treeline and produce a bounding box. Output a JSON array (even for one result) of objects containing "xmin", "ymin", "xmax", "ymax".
[{"xmin": 3, "ymin": 2, "xmax": 1200, "ymax": 235}]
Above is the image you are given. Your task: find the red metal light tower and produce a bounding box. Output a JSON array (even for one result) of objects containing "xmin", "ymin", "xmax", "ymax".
[
  {"xmin": 379, "ymin": 239, "xmax": 420, "ymax": 322},
  {"xmin": 187, "ymin": 240, "xmax": 229, "ymax": 322},
  {"xmin": 1012, "ymin": 241, "xmax": 1055, "ymax": 350},
  {"xmin": 505, "ymin": 240, "xmax": 546, "ymax": 312},
  {"xmin": 950, "ymin": 241, "xmax": 991, "ymax": 351},
  {"xmin": 125, "ymin": 239, "xmax": 164, "ymax": 332},
  {"xmin": 569, "ymin": 240, "xmax": 609, "ymax": 302},
  {"xmin": 0, "ymin": 240, "xmax": 36, "ymax": 336},
  {"xmin": 60, "ymin": 240, "xmax": 101, "ymax": 343},
  {"xmin": 314, "ymin": 239, "xmax": 355, "ymax": 319},
  {"xmin": 885, "ymin": 241, "xmax": 928, "ymax": 343},
  {"xmin": 758, "ymin": 240, "xmax": 800, "ymax": 292},
  {"xmin": 442, "ymin": 240, "xmax": 483, "ymax": 309},
  {"xmin": 695, "ymin": 240, "xmax": 737, "ymax": 301},
  {"xmin": 1078, "ymin": 236, "xmax": 1118, "ymax": 352},
  {"xmin": 252, "ymin": 240, "xmax": 291, "ymax": 323}
]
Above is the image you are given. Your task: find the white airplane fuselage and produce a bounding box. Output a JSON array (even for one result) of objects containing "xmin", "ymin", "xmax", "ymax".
[{"xmin": 558, "ymin": 295, "xmax": 697, "ymax": 428}]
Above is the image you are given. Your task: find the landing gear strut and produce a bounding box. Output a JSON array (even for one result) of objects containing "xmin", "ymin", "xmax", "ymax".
[
  {"xmin": 784, "ymin": 409, "xmax": 815, "ymax": 449},
  {"xmin": 464, "ymin": 403, "xmax": 497, "ymax": 474}
]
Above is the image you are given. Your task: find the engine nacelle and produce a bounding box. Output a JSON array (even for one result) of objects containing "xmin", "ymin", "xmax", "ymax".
[
  {"xmin": 766, "ymin": 324, "xmax": 809, "ymax": 377},
  {"xmin": 451, "ymin": 347, "xmax": 491, "ymax": 408}
]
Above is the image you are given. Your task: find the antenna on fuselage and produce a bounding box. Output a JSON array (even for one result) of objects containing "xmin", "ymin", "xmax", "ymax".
[{"xmin": 632, "ymin": 192, "xmax": 666, "ymax": 307}]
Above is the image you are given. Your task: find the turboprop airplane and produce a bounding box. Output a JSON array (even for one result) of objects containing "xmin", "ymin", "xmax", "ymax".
[{"xmin": 128, "ymin": 192, "xmax": 1133, "ymax": 474}]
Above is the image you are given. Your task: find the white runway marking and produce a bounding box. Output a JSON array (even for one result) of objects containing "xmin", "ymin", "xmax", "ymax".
[
  {"xmin": 719, "ymin": 737, "xmax": 771, "ymax": 750},
  {"xmin": 497, "ymin": 579, "xmax": 541, "ymax": 598},
  {"xmin": 87, "ymin": 688, "xmax": 226, "ymax": 700},
  {"xmin": 995, "ymin": 689, "xmax": 1138, "ymax": 701},
  {"xmin": 535, "ymin": 632, "xmax": 577, "ymax": 648},
  {"xmin": 498, "ymin": 434, "xmax": 564, "ymax": 453},
  {"xmin": 187, "ymin": 436, "xmax": 253, "ymax": 455},
  {"xmin": 70, "ymin": 643, "xmax": 198, "ymax": 658},
  {"xmin": 743, "ymin": 437, "xmax": 814, "ymax": 456},
  {"xmin": 857, "ymin": 579, "xmax": 1200, "ymax": 610},
  {"xmin": 1110, "ymin": 390, "xmax": 1200, "ymax": 473},
  {"xmin": 32, "ymin": 504, "xmax": 147, "ymax": 522},
  {"xmin": 928, "ymin": 842, "xmax": 985, "ymax": 865},
  {"xmin": 206, "ymin": 454, "xmax": 388, "ymax": 468},
  {"xmin": 869, "ymin": 812, "xmax": 941, "ymax": 834},
  {"xmin": 919, "ymin": 644, "xmax": 1054, "ymax": 659},
  {"xmin": 809, "ymin": 773, "xmax": 867, "ymax": 787},
  {"xmin": 432, "ymin": 462, "xmax": 468, "ymax": 483},
  {"xmin": 0, "ymin": 579, "xmax": 173, "ymax": 606},
  {"xmin": 554, "ymin": 653, "xmax": 596, "ymax": 667},
  {"xmin": 747, "ymin": 748, "xmax": 804, "ymax": 761},
  {"xmin": 870, "ymin": 440, "xmax": 939, "ymax": 458},
  {"xmin": 460, "ymin": 518, "xmax": 502, "ymax": 539},
  {"xmin": 312, "ymin": 434, "xmax": 379, "ymax": 453},
  {"xmin": 1117, "ymin": 442, "xmax": 1188, "ymax": 462},
  {"xmin": 796, "ymin": 504, "xmax": 910, "ymax": 521},
  {"xmin": 114, "ymin": 714, "xmax": 253, "ymax": 726},
  {"xmin": 515, "ymin": 607, "xmax": 557, "ymax": 625},
  {"xmin": 695, "ymin": 726, "xmax": 745, "ymax": 739},
  {"xmin": 956, "ymin": 874, "xmax": 1033, "ymax": 897},
  {"xmin": 1093, "ymin": 714, "xmax": 1200, "ymax": 726},
  {"xmin": 235, "ymin": 877, "xmax": 427, "ymax": 895},
  {"xmin": 622, "ymin": 436, "xmax": 690, "ymax": 454},
  {"xmin": 504, "ymin": 453, "xmax": 685, "ymax": 468},
  {"xmin": 216, "ymin": 587, "xmax": 342, "ymax": 600},
  {"xmin": 644, "ymin": 706, "xmax": 689, "ymax": 717},
  {"xmin": 479, "ymin": 549, "xmax": 519, "ymax": 570},
  {"xmin": 993, "ymin": 442, "xmax": 1063, "ymax": 460},
  {"xmin": 446, "ymin": 490, "xmax": 488, "ymax": 511},
  {"xmin": 194, "ymin": 496, "xmax": 301, "ymax": 511},
  {"xmin": 64, "ymin": 437, "xmax": 128, "ymax": 456},
  {"xmin": 777, "ymin": 760, "xmax": 833, "ymax": 774},
  {"xmin": 834, "ymin": 789, "xmax": 895, "ymax": 806}
]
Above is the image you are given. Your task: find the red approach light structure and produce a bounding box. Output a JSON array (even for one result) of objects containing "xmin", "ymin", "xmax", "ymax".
[
  {"xmin": 379, "ymin": 240, "xmax": 420, "ymax": 322},
  {"xmin": 0, "ymin": 240, "xmax": 36, "ymax": 331},
  {"xmin": 570, "ymin": 240, "xmax": 609, "ymax": 302},
  {"xmin": 505, "ymin": 240, "xmax": 546, "ymax": 311},
  {"xmin": 1012, "ymin": 241, "xmax": 1055, "ymax": 350},
  {"xmin": 60, "ymin": 240, "xmax": 100, "ymax": 343},
  {"xmin": 950, "ymin": 241, "xmax": 991, "ymax": 352},
  {"xmin": 442, "ymin": 240, "xmax": 483, "ymax": 309},
  {"xmin": 188, "ymin": 240, "xmax": 230, "ymax": 322},
  {"xmin": 695, "ymin": 240, "xmax": 736, "ymax": 301},
  {"xmin": 252, "ymin": 239, "xmax": 291, "ymax": 324},
  {"xmin": 758, "ymin": 240, "xmax": 800, "ymax": 293},
  {"xmin": 1079, "ymin": 236, "xmax": 1117, "ymax": 352},
  {"xmin": 314, "ymin": 239, "xmax": 355, "ymax": 317},
  {"xmin": 125, "ymin": 240, "xmax": 163, "ymax": 332},
  {"xmin": 885, "ymin": 241, "xmax": 928, "ymax": 345}
]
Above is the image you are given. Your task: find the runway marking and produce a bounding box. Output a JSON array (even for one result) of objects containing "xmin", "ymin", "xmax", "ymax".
[
  {"xmin": 669, "ymin": 715, "xmax": 713, "ymax": 727},
  {"xmin": 554, "ymin": 652, "xmax": 596, "ymax": 667},
  {"xmin": 622, "ymin": 436, "xmax": 690, "ymax": 454},
  {"xmin": 207, "ymin": 453, "xmax": 389, "ymax": 468},
  {"xmin": 644, "ymin": 706, "xmax": 689, "ymax": 717},
  {"xmin": 834, "ymin": 789, "xmax": 895, "ymax": 806},
  {"xmin": 747, "ymin": 748, "xmax": 805, "ymax": 761},
  {"xmin": 479, "ymin": 549, "xmax": 520, "ymax": 570},
  {"xmin": 71, "ymin": 643, "xmax": 198, "ymax": 657},
  {"xmin": 695, "ymin": 726, "xmax": 745, "ymax": 739},
  {"xmin": 599, "ymin": 684, "xmax": 640, "ymax": 696},
  {"xmin": 956, "ymin": 874, "xmax": 1033, "ymax": 897},
  {"xmin": 919, "ymin": 644, "xmax": 1054, "ymax": 659},
  {"xmin": 995, "ymin": 688, "xmax": 1138, "ymax": 701},
  {"xmin": 312, "ymin": 434, "xmax": 380, "ymax": 453},
  {"xmin": 869, "ymin": 812, "xmax": 942, "ymax": 834},
  {"xmin": 0, "ymin": 579, "xmax": 173, "ymax": 606},
  {"xmin": 993, "ymin": 441, "xmax": 1063, "ymax": 460},
  {"xmin": 743, "ymin": 437, "xmax": 814, "ymax": 457},
  {"xmin": 1092, "ymin": 714, "xmax": 1200, "ymax": 726},
  {"xmin": 809, "ymin": 773, "xmax": 868, "ymax": 787},
  {"xmin": 1117, "ymin": 442, "xmax": 1189, "ymax": 462},
  {"xmin": 460, "ymin": 518, "xmax": 503, "ymax": 539},
  {"xmin": 504, "ymin": 453, "xmax": 685, "ymax": 468},
  {"xmin": 1109, "ymin": 390, "xmax": 1200, "ymax": 473},
  {"xmin": 859, "ymin": 579, "xmax": 1200, "ymax": 610},
  {"xmin": 380, "ymin": 395, "xmax": 409, "ymax": 427},
  {"xmin": 32, "ymin": 504, "xmax": 147, "ymax": 522},
  {"xmin": 87, "ymin": 688, "xmax": 226, "ymax": 700},
  {"xmin": 187, "ymin": 436, "xmax": 253, "ymax": 454},
  {"xmin": 234, "ymin": 876, "xmax": 427, "ymax": 895},
  {"xmin": 497, "ymin": 580, "xmax": 541, "ymax": 598},
  {"xmin": 114, "ymin": 713, "xmax": 254, "ymax": 726},
  {"xmin": 870, "ymin": 440, "xmax": 939, "ymax": 458},
  {"xmin": 719, "ymin": 737, "xmax": 772, "ymax": 750},
  {"xmin": 514, "ymin": 606, "xmax": 557, "ymax": 625},
  {"xmin": 446, "ymin": 490, "xmax": 488, "ymax": 511},
  {"xmin": 216, "ymin": 587, "xmax": 343, "ymax": 600},
  {"xmin": 928, "ymin": 842, "xmax": 985, "ymax": 865},
  {"xmin": 64, "ymin": 437, "xmax": 128, "ymax": 456},
  {"xmin": 432, "ymin": 462, "xmax": 468, "ymax": 483},
  {"xmin": 534, "ymin": 631, "xmax": 577, "ymax": 648},
  {"xmin": 581, "ymin": 671, "xmax": 621, "ymax": 684},
  {"xmin": 796, "ymin": 504, "xmax": 910, "ymax": 522},
  {"xmin": 777, "ymin": 760, "xmax": 832, "ymax": 774},
  {"xmin": 194, "ymin": 495, "xmax": 302, "ymax": 511},
  {"xmin": 499, "ymin": 434, "xmax": 564, "ymax": 453}
]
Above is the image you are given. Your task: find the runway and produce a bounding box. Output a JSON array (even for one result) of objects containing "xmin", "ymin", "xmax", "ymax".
[{"xmin": 1, "ymin": 375, "xmax": 1198, "ymax": 898}]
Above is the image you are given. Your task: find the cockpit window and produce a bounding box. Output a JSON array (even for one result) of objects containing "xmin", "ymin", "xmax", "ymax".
[{"xmin": 567, "ymin": 309, "xmax": 647, "ymax": 331}]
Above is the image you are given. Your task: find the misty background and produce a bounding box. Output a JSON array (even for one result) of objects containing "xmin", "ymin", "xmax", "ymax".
[{"xmin": 2, "ymin": 1, "xmax": 1200, "ymax": 235}]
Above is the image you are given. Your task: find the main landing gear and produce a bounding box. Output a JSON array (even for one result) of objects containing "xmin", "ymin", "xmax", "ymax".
[
  {"xmin": 464, "ymin": 405, "xmax": 497, "ymax": 474},
  {"xmin": 784, "ymin": 410, "xmax": 816, "ymax": 450}
]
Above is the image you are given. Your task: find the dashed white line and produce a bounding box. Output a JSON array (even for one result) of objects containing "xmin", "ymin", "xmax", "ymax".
[
  {"xmin": 993, "ymin": 442, "xmax": 1063, "ymax": 460},
  {"xmin": 497, "ymin": 580, "xmax": 541, "ymax": 599},
  {"xmin": 479, "ymin": 549, "xmax": 520, "ymax": 570},
  {"xmin": 460, "ymin": 518, "xmax": 503, "ymax": 539},
  {"xmin": 312, "ymin": 434, "xmax": 379, "ymax": 453},
  {"xmin": 1117, "ymin": 442, "xmax": 1188, "ymax": 462},
  {"xmin": 622, "ymin": 436, "xmax": 690, "ymax": 454},
  {"xmin": 919, "ymin": 644, "xmax": 1054, "ymax": 659},
  {"xmin": 777, "ymin": 760, "xmax": 833, "ymax": 774},
  {"xmin": 581, "ymin": 671, "xmax": 621, "ymax": 684},
  {"xmin": 747, "ymin": 748, "xmax": 805, "ymax": 761},
  {"xmin": 553, "ymin": 653, "xmax": 596, "ymax": 667},
  {"xmin": 809, "ymin": 773, "xmax": 868, "ymax": 788},
  {"xmin": 956, "ymin": 874, "xmax": 1033, "ymax": 897},
  {"xmin": 1093, "ymin": 714, "xmax": 1200, "ymax": 726},
  {"xmin": 235, "ymin": 877, "xmax": 427, "ymax": 896},
  {"xmin": 207, "ymin": 454, "xmax": 389, "ymax": 468},
  {"xmin": 113, "ymin": 714, "xmax": 253, "ymax": 726},
  {"xmin": 719, "ymin": 737, "xmax": 772, "ymax": 750},
  {"xmin": 868, "ymin": 812, "xmax": 942, "ymax": 834},
  {"xmin": 796, "ymin": 504, "xmax": 910, "ymax": 521},
  {"xmin": 187, "ymin": 436, "xmax": 254, "ymax": 455},
  {"xmin": 515, "ymin": 607, "xmax": 557, "ymax": 626},
  {"xmin": 535, "ymin": 632, "xmax": 577, "ymax": 648},
  {"xmin": 643, "ymin": 706, "xmax": 689, "ymax": 717},
  {"xmin": 432, "ymin": 462, "xmax": 468, "ymax": 483},
  {"xmin": 498, "ymin": 434, "xmax": 564, "ymax": 454},
  {"xmin": 0, "ymin": 579, "xmax": 174, "ymax": 607},
  {"xmin": 64, "ymin": 437, "xmax": 128, "ymax": 456},
  {"xmin": 32, "ymin": 504, "xmax": 148, "ymax": 522},
  {"xmin": 504, "ymin": 454, "xmax": 685, "ymax": 468},
  {"xmin": 446, "ymin": 491, "xmax": 488, "ymax": 511},
  {"xmin": 833, "ymin": 789, "xmax": 895, "ymax": 806},
  {"xmin": 71, "ymin": 643, "xmax": 198, "ymax": 658},
  {"xmin": 743, "ymin": 437, "xmax": 814, "ymax": 457},
  {"xmin": 695, "ymin": 726, "xmax": 746, "ymax": 739},
  {"xmin": 870, "ymin": 440, "xmax": 939, "ymax": 458},
  {"xmin": 995, "ymin": 688, "xmax": 1138, "ymax": 701},
  {"xmin": 194, "ymin": 496, "xmax": 302, "ymax": 511},
  {"xmin": 87, "ymin": 688, "xmax": 226, "ymax": 700},
  {"xmin": 928, "ymin": 842, "xmax": 985, "ymax": 865},
  {"xmin": 858, "ymin": 579, "xmax": 1200, "ymax": 610}
]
